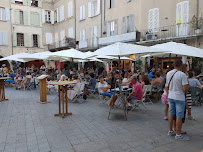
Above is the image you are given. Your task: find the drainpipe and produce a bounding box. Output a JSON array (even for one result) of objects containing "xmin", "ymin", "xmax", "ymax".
[
  {"xmin": 196, "ymin": 0, "xmax": 199, "ymax": 29},
  {"xmin": 101, "ymin": 0, "xmax": 102, "ymax": 38},
  {"xmin": 74, "ymin": 0, "xmax": 76, "ymax": 49},
  {"xmin": 9, "ymin": 0, "xmax": 13, "ymax": 55}
]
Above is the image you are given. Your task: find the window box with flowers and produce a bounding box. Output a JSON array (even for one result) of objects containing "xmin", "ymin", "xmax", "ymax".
[{"xmin": 191, "ymin": 15, "xmax": 203, "ymax": 34}]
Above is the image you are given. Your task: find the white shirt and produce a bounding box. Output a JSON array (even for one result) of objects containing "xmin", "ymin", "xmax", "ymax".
[
  {"xmin": 98, "ymin": 81, "xmax": 110, "ymax": 93},
  {"xmin": 166, "ymin": 69, "xmax": 188, "ymax": 101}
]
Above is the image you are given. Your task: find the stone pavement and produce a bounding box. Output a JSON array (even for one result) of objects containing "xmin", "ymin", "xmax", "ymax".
[{"xmin": 0, "ymin": 88, "xmax": 203, "ymax": 152}]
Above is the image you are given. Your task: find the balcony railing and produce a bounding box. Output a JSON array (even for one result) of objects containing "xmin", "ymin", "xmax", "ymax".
[
  {"xmin": 138, "ymin": 21, "xmax": 203, "ymax": 43},
  {"xmin": 79, "ymin": 37, "xmax": 98, "ymax": 49},
  {"xmin": 48, "ymin": 38, "xmax": 76, "ymax": 51}
]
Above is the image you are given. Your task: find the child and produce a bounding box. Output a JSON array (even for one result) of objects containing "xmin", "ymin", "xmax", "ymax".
[{"xmin": 161, "ymin": 78, "xmax": 169, "ymax": 120}]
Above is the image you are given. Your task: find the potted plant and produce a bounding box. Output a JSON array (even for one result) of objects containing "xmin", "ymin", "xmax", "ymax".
[{"xmin": 191, "ymin": 15, "xmax": 203, "ymax": 34}]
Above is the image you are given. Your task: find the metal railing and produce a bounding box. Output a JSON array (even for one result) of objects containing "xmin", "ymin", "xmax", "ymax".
[
  {"xmin": 48, "ymin": 37, "xmax": 76, "ymax": 50},
  {"xmin": 79, "ymin": 37, "xmax": 98, "ymax": 49},
  {"xmin": 138, "ymin": 21, "xmax": 203, "ymax": 43}
]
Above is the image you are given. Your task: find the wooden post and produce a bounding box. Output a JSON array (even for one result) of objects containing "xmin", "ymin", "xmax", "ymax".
[{"xmin": 37, "ymin": 75, "xmax": 49, "ymax": 104}]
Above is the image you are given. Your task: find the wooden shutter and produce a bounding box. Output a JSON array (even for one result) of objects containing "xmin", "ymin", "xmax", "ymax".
[
  {"xmin": 93, "ymin": 26, "xmax": 97, "ymax": 46},
  {"xmin": 15, "ymin": 10, "xmax": 20, "ymax": 24},
  {"xmin": 122, "ymin": 16, "xmax": 126, "ymax": 34},
  {"xmin": 182, "ymin": 1, "xmax": 189, "ymax": 24},
  {"xmin": 30, "ymin": 13, "xmax": 33, "ymax": 25},
  {"xmin": 13, "ymin": 32, "xmax": 17, "ymax": 46},
  {"xmin": 114, "ymin": 19, "xmax": 118, "ymax": 35},
  {"xmin": 111, "ymin": 0, "xmax": 115, "ymax": 8},
  {"xmin": 23, "ymin": 0, "xmax": 28, "ymax": 6},
  {"xmin": 80, "ymin": 6, "xmax": 82, "ymax": 20},
  {"xmin": 107, "ymin": 22, "xmax": 110, "ymax": 37},
  {"xmin": 46, "ymin": 33, "xmax": 49, "ymax": 44},
  {"xmin": 129, "ymin": 14, "xmax": 135, "ymax": 32},
  {"xmin": 88, "ymin": 2, "xmax": 92, "ymax": 17},
  {"xmin": 42, "ymin": 9, "xmax": 45, "ymax": 23},
  {"xmin": 80, "ymin": 30, "xmax": 82, "ymax": 41},
  {"xmin": 24, "ymin": 33, "xmax": 29, "ymax": 47},
  {"xmin": 60, "ymin": 6, "xmax": 64, "ymax": 21},
  {"xmin": 5, "ymin": 8, "xmax": 10, "ymax": 21},
  {"xmin": 153, "ymin": 8, "xmax": 159, "ymax": 32},
  {"xmin": 148, "ymin": 9, "xmax": 153, "ymax": 32},
  {"xmin": 27, "ymin": 0, "xmax": 31, "ymax": 6},
  {"xmin": 49, "ymin": 33, "xmax": 52, "ymax": 44},
  {"xmin": 60, "ymin": 31, "xmax": 65, "ymax": 41},
  {"xmin": 68, "ymin": 2, "xmax": 72, "ymax": 18},
  {"xmin": 83, "ymin": 5, "xmax": 85, "ymax": 19},
  {"xmin": 0, "ymin": 32, "xmax": 3, "ymax": 45},
  {"xmin": 24, "ymin": 11, "xmax": 28, "ymax": 25},
  {"xmin": 56, "ymin": 8, "xmax": 59, "ymax": 22},
  {"xmin": 35, "ymin": 13, "xmax": 39, "ymax": 26},
  {"xmin": 3, "ymin": 32, "xmax": 7, "ymax": 45},
  {"xmin": 38, "ymin": 1, "xmax": 42, "ymax": 8},
  {"xmin": 55, "ymin": 33, "xmax": 58, "ymax": 42},
  {"xmin": 51, "ymin": 11, "xmax": 54, "ymax": 24},
  {"xmin": 107, "ymin": 0, "xmax": 110, "ymax": 9},
  {"xmin": 37, "ymin": 35, "xmax": 40, "ymax": 47},
  {"xmin": 68, "ymin": 28, "xmax": 73, "ymax": 38},
  {"xmin": 97, "ymin": 0, "xmax": 100, "ymax": 15}
]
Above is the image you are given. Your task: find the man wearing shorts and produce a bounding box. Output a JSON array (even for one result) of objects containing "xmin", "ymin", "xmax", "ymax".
[{"xmin": 166, "ymin": 59, "xmax": 189, "ymax": 140}]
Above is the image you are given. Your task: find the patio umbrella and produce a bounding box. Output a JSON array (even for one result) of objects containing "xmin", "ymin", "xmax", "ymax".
[
  {"xmin": 91, "ymin": 42, "xmax": 166, "ymax": 81},
  {"xmin": 47, "ymin": 49, "xmax": 85, "ymax": 61},
  {"xmin": 0, "ymin": 53, "xmax": 28, "ymax": 62},
  {"xmin": 19, "ymin": 51, "xmax": 53, "ymax": 61},
  {"xmin": 151, "ymin": 42, "xmax": 203, "ymax": 58}
]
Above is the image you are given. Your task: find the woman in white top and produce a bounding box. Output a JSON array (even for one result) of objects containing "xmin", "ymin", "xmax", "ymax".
[{"xmin": 98, "ymin": 76, "xmax": 113, "ymax": 98}]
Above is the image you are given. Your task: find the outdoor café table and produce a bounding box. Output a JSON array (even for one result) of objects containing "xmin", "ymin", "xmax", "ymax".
[
  {"xmin": 48, "ymin": 81, "xmax": 76, "ymax": 118},
  {"xmin": 109, "ymin": 88, "xmax": 132, "ymax": 120},
  {"xmin": 0, "ymin": 77, "xmax": 11, "ymax": 102}
]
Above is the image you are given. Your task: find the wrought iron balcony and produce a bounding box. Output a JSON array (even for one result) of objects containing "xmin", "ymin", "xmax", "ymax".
[
  {"xmin": 79, "ymin": 37, "xmax": 98, "ymax": 50},
  {"xmin": 137, "ymin": 21, "xmax": 203, "ymax": 44},
  {"xmin": 48, "ymin": 37, "xmax": 76, "ymax": 51}
]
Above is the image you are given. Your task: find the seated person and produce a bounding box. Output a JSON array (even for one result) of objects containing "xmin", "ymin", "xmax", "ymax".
[
  {"xmin": 124, "ymin": 75, "xmax": 143, "ymax": 106},
  {"xmin": 14, "ymin": 73, "xmax": 23, "ymax": 84},
  {"xmin": 6, "ymin": 70, "xmax": 16, "ymax": 86},
  {"xmin": 67, "ymin": 75, "xmax": 81, "ymax": 102},
  {"xmin": 107, "ymin": 72, "xmax": 116, "ymax": 90},
  {"xmin": 188, "ymin": 71, "xmax": 202, "ymax": 89},
  {"xmin": 115, "ymin": 71, "xmax": 120, "ymax": 79},
  {"xmin": 98, "ymin": 76, "xmax": 113, "ymax": 98},
  {"xmin": 83, "ymin": 73, "xmax": 97, "ymax": 100},
  {"xmin": 2, "ymin": 70, "xmax": 8, "ymax": 77},
  {"xmin": 148, "ymin": 68, "xmax": 156, "ymax": 79},
  {"xmin": 18, "ymin": 72, "xmax": 32, "ymax": 90},
  {"xmin": 121, "ymin": 72, "xmax": 130, "ymax": 90},
  {"xmin": 141, "ymin": 74, "xmax": 150, "ymax": 88},
  {"xmin": 151, "ymin": 72, "xmax": 162, "ymax": 85}
]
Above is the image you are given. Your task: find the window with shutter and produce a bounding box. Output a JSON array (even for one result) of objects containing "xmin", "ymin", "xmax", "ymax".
[
  {"xmin": 68, "ymin": 28, "xmax": 73, "ymax": 38},
  {"xmin": 42, "ymin": 9, "xmax": 45, "ymax": 23},
  {"xmin": 176, "ymin": 1, "xmax": 189, "ymax": 36},
  {"xmin": 60, "ymin": 6, "xmax": 64, "ymax": 21},
  {"xmin": 46, "ymin": 33, "xmax": 52, "ymax": 44},
  {"xmin": 15, "ymin": 0, "xmax": 23, "ymax": 5},
  {"xmin": 17, "ymin": 33, "xmax": 24, "ymax": 46},
  {"xmin": 68, "ymin": 2, "xmax": 73, "ymax": 18},
  {"xmin": 51, "ymin": 11, "xmax": 54, "ymax": 24},
  {"xmin": 54, "ymin": 10, "xmax": 57, "ymax": 23},
  {"xmin": 88, "ymin": 2, "xmax": 92, "ymax": 17},
  {"xmin": 55, "ymin": 32, "xmax": 59, "ymax": 48},
  {"xmin": 80, "ymin": 5, "xmax": 86, "ymax": 20},
  {"xmin": 80, "ymin": 6, "xmax": 83, "ymax": 20},
  {"xmin": 23, "ymin": 11, "xmax": 28, "ymax": 25},
  {"xmin": 5, "ymin": 8, "xmax": 10, "ymax": 21},
  {"xmin": 24, "ymin": 33, "xmax": 29, "ymax": 47},
  {"xmin": 97, "ymin": 0, "xmax": 100, "ymax": 15},
  {"xmin": 33, "ymin": 34, "xmax": 38, "ymax": 47},
  {"xmin": 15, "ymin": 10, "xmax": 20, "ymax": 24},
  {"xmin": 0, "ymin": 32, "xmax": 7, "ymax": 45},
  {"xmin": 148, "ymin": 8, "xmax": 159, "ymax": 32},
  {"xmin": 0, "ymin": 8, "xmax": 6, "ymax": 21},
  {"xmin": 45, "ymin": 10, "xmax": 51, "ymax": 24},
  {"xmin": 20, "ymin": 11, "xmax": 24, "ymax": 24},
  {"xmin": 13, "ymin": 32, "xmax": 17, "ymax": 46}
]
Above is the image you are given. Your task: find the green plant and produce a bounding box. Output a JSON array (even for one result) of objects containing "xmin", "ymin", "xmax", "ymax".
[
  {"xmin": 191, "ymin": 57, "xmax": 203, "ymax": 75},
  {"xmin": 135, "ymin": 59, "xmax": 142, "ymax": 71},
  {"xmin": 191, "ymin": 15, "xmax": 203, "ymax": 29},
  {"xmin": 11, "ymin": 61, "xmax": 17, "ymax": 71}
]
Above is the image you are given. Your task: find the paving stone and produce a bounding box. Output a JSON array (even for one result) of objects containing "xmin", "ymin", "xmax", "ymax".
[{"xmin": 0, "ymin": 88, "xmax": 202, "ymax": 152}]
